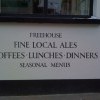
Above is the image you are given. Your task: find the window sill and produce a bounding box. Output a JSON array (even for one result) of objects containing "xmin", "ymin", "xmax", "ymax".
[{"xmin": 0, "ymin": 16, "xmax": 100, "ymax": 24}]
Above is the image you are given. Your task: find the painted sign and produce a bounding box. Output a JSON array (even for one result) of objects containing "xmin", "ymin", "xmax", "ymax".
[{"xmin": 0, "ymin": 23, "xmax": 100, "ymax": 80}]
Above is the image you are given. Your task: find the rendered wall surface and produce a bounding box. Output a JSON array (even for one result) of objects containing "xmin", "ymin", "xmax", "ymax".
[{"xmin": 0, "ymin": 23, "xmax": 99, "ymax": 80}]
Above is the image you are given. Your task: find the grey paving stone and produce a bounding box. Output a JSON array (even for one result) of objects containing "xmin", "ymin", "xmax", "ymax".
[{"xmin": 0, "ymin": 93, "xmax": 100, "ymax": 100}]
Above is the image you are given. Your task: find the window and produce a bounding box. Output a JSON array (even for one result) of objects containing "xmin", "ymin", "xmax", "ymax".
[
  {"xmin": 0, "ymin": 0, "xmax": 92, "ymax": 16},
  {"xmin": 47, "ymin": 0, "xmax": 90, "ymax": 16},
  {"xmin": 1, "ymin": 0, "xmax": 44, "ymax": 14},
  {"xmin": 0, "ymin": 0, "xmax": 95, "ymax": 23}
]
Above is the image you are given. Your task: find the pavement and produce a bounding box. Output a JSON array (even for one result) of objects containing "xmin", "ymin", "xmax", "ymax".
[{"xmin": 0, "ymin": 93, "xmax": 100, "ymax": 100}]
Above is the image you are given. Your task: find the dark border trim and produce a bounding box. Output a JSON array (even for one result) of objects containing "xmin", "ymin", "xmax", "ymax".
[
  {"xmin": 0, "ymin": 16, "xmax": 100, "ymax": 24},
  {"xmin": 90, "ymin": 0, "xmax": 93, "ymax": 16},
  {"xmin": 0, "ymin": 79, "xmax": 100, "ymax": 96}
]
